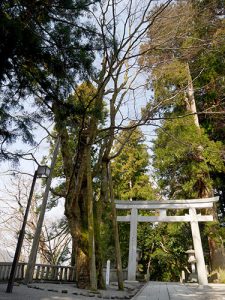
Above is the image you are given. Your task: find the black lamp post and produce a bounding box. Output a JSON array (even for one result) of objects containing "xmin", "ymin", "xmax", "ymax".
[{"xmin": 6, "ymin": 166, "xmax": 50, "ymax": 293}]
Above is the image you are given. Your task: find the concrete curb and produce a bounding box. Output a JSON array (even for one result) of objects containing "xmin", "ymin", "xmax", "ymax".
[{"xmin": 130, "ymin": 282, "xmax": 148, "ymax": 300}]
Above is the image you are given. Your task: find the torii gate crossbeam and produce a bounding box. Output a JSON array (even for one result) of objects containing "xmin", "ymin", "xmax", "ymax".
[{"xmin": 115, "ymin": 197, "xmax": 219, "ymax": 285}]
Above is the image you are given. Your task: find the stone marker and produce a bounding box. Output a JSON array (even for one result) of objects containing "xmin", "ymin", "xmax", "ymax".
[{"xmin": 106, "ymin": 259, "xmax": 110, "ymax": 286}]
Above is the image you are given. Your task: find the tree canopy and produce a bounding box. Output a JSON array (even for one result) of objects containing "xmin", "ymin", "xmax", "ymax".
[{"xmin": 0, "ymin": 0, "xmax": 99, "ymax": 159}]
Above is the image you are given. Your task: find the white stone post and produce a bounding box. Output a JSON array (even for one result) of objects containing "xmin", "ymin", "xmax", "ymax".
[
  {"xmin": 106, "ymin": 260, "xmax": 110, "ymax": 286},
  {"xmin": 189, "ymin": 208, "xmax": 208, "ymax": 285},
  {"xmin": 128, "ymin": 208, "xmax": 138, "ymax": 281}
]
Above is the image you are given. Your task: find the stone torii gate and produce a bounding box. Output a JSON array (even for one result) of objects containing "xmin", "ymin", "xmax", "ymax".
[{"xmin": 115, "ymin": 197, "xmax": 219, "ymax": 285}]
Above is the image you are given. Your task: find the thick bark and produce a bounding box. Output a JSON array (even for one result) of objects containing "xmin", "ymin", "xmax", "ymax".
[
  {"xmin": 86, "ymin": 142, "xmax": 97, "ymax": 290},
  {"xmin": 107, "ymin": 162, "xmax": 124, "ymax": 290},
  {"xmin": 53, "ymin": 104, "xmax": 89, "ymax": 286},
  {"xmin": 94, "ymin": 161, "xmax": 110, "ymax": 289},
  {"xmin": 94, "ymin": 199, "xmax": 106, "ymax": 289}
]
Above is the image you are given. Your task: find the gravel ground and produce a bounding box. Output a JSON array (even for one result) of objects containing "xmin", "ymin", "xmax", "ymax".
[{"xmin": 0, "ymin": 281, "xmax": 143, "ymax": 300}]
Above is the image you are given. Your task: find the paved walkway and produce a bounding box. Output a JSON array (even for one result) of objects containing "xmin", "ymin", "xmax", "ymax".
[
  {"xmin": 0, "ymin": 282, "xmax": 225, "ymax": 299},
  {"xmin": 133, "ymin": 282, "xmax": 225, "ymax": 300}
]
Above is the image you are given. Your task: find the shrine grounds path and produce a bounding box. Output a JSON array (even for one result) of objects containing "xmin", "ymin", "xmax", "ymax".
[
  {"xmin": 1, "ymin": 281, "xmax": 225, "ymax": 300},
  {"xmin": 133, "ymin": 282, "xmax": 225, "ymax": 300}
]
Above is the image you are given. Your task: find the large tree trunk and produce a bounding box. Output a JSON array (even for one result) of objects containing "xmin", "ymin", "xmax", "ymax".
[
  {"xmin": 93, "ymin": 160, "xmax": 110, "ymax": 290},
  {"xmin": 65, "ymin": 180, "xmax": 89, "ymax": 287},
  {"xmin": 86, "ymin": 142, "xmax": 97, "ymax": 290},
  {"xmin": 65, "ymin": 160, "xmax": 90, "ymax": 288},
  {"xmin": 94, "ymin": 199, "xmax": 106, "ymax": 289},
  {"xmin": 107, "ymin": 162, "xmax": 124, "ymax": 290},
  {"xmin": 54, "ymin": 106, "xmax": 90, "ymax": 287}
]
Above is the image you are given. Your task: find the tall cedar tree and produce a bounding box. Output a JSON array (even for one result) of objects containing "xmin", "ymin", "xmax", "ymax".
[{"xmin": 139, "ymin": 0, "xmax": 225, "ymax": 273}]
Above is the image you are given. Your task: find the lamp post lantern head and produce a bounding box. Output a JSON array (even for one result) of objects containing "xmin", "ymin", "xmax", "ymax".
[
  {"xmin": 186, "ymin": 249, "xmax": 197, "ymax": 263},
  {"xmin": 37, "ymin": 165, "xmax": 51, "ymax": 178}
]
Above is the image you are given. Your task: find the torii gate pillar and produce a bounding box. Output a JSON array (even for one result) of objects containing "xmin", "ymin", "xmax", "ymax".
[
  {"xmin": 189, "ymin": 208, "xmax": 208, "ymax": 285},
  {"xmin": 127, "ymin": 208, "xmax": 138, "ymax": 281}
]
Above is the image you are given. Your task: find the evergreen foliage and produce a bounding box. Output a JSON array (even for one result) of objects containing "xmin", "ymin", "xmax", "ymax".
[
  {"xmin": 153, "ymin": 117, "xmax": 224, "ymax": 198},
  {"xmin": 112, "ymin": 127, "xmax": 156, "ymax": 200},
  {"xmin": 138, "ymin": 222, "xmax": 191, "ymax": 281},
  {"xmin": 0, "ymin": 0, "xmax": 99, "ymax": 159},
  {"xmin": 140, "ymin": 0, "xmax": 225, "ymax": 199}
]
